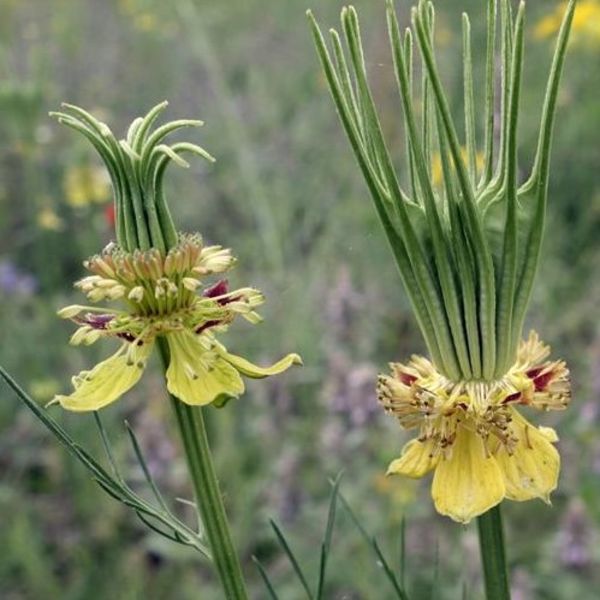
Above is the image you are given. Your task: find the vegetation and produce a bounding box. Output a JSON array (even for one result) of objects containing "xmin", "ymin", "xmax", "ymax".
[{"xmin": 0, "ymin": 0, "xmax": 598, "ymax": 598}]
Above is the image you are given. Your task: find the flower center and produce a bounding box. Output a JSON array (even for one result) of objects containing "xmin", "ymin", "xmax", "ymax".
[
  {"xmin": 78, "ymin": 234, "xmax": 234, "ymax": 318},
  {"xmin": 377, "ymin": 334, "xmax": 570, "ymax": 460},
  {"xmin": 60, "ymin": 234, "xmax": 264, "ymax": 346}
]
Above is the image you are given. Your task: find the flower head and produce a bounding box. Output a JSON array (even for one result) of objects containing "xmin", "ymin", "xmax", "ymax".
[
  {"xmin": 310, "ymin": 0, "xmax": 575, "ymax": 521},
  {"xmin": 53, "ymin": 234, "xmax": 301, "ymax": 411},
  {"xmin": 50, "ymin": 102, "xmax": 301, "ymax": 411},
  {"xmin": 378, "ymin": 332, "xmax": 570, "ymax": 523}
]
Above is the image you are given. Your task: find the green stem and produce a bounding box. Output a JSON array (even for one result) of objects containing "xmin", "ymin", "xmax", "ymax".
[
  {"xmin": 477, "ymin": 505, "xmax": 511, "ymax": 600},
  {"xmin": 157, "ymin": 339, "xmax": 249, "ymax": 600}
]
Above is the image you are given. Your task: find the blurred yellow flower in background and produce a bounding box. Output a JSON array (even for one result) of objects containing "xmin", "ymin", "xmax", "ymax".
[
  {"xmin": 37, "ymin": 206, "xmax": 64, "ymax": 231},
  {"xmin": 373, "ymin": 472, "xmax": 417, "ymax": 515},
  {"xmin": 133, "ymin": 13, "xmax": 159, "ymax": 32},
  {"xmin": 535, "ymin": 1, "xmax": 600, "ymax": 45},
  {"xmin": 30, "ymin": 378, "xmax": 61, "ymax": 402},
  {"xmin": 63, "ymin": 165, "xmax": 110, "ymax": 208},
  {"xmin": 430, "ymin": 147, "xmax": 484, "ymax": 188}
]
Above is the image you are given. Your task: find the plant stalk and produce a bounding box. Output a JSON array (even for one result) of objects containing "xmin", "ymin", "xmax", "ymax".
[
  {"xmin": 477, "ymin": 505, "xmax": 511, "ymax": 600},
  {"xmin": 157, "ymin": 338, "xmax": 249, "ymax": 600}
]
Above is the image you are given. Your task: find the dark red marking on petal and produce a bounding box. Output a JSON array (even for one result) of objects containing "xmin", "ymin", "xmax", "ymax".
[
  {"xmin": 118, "ymin": 332, "xmax": 138, "ymax": 343},
  {"xmin": 526, "ymin": 367, "xmax": 544, "ymax": 380},
  {"xmin": 533, "ymin": 371, "xmax": 555, "ymax": 392},
  {"xmin": 399, "ymin": 372, "xmax": 417, "ymax": 386},
  {"xmin": 203, "ymin": 279, "xmax": 229, "ymax": 299},
  {"xmin": 502, "ymin": 391, "xmax": 522, "ymax": 405},
  {"xmin": 76, "ymin": 313, "xmax": 115, "ymax": 330},
  {"xmin": 195, "ymin": 319, "xmax": 222, "ymax": 334},
  {"xmin": 202, "ymin": 279, "xmax": 243, "ymax": 306}
]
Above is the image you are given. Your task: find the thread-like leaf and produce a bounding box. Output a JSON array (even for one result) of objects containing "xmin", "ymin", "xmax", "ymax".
[
  {"xmin": 252, "ymin": 556, "xmax": 280, "ymax": 600},
  {"xmin": 269, "ymin": 519, "xmax": 314, "ymax": 599},
  {"xmin": 0, "ymin": 366, "xmax": 211, "ymax": 558}
]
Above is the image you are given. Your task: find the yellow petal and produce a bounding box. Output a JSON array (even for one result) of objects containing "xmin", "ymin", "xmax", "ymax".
[
  {"xmin": 539, "ymin": 426, "xmax": 559, "ymax": 443},
  {"xmin": 495, "ymin": 412, "xmax": 560, "ymax": 503},
  {"xmin": 220, "ymin": 350, "xmax": 302, "ymax": 379},
  {"xmin": 54, "ymin": 341, "xmax": 152, "ymax": 411},
  {"xmin": 166, "ymin": 331, "xmax": 244, "ymax": 406},
  {"xmin": 387, "ymin": 439, "xmax": 439, "ymax": 478},
  {"xmin": 432, "ymin": 428, "xmax": 505, "ymax": 524}
]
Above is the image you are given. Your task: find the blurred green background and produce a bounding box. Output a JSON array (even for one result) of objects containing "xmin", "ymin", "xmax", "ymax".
[{"xmin": 0, "ymin": 0, "xmax": 599, "ymax": 598}]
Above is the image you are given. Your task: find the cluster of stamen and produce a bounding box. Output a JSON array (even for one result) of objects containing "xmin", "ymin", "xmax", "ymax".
[
  {"xmin": 377, "ymin": 333, "xmax": 570, "ymax": 460},
  {"xmin": 58, "ymin": 234, "xmax": 264, "ymax": 347}
]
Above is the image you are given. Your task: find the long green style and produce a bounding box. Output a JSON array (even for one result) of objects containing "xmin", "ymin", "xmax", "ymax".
[
  {"xmin": 308, "ymin": 0, "xmax": 575, "ymax": 382},
  {"xmin": 50, "ymin": 102, "xmax": 214, "ymax": 253}
]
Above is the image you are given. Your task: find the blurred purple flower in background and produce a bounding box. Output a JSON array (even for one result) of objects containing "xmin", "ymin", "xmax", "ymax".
[{"xmin": 0, "ymin": 259, "xmax": 37, "ymax": 297}]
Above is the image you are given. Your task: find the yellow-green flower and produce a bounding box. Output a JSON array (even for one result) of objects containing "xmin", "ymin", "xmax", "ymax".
[
  {"xmin": 52, "ymin": 233, "xmax": 301, "ymax": 411},
  {"xmin": 378, "ymin": 332, "xmax": 570, "ymax": 523},
  {"xmin": 311, "ymin": 0, "xmax": 576, "ymax": 526}
]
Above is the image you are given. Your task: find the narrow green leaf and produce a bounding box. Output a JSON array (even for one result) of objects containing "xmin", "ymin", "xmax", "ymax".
[
  {"xmin": 403, "ymin": 29, "xmax": 419, "ymax": 203},
  {"xmin": 132, "ymin": 100, "xmax": 169, "ymax": 152},
  {"xmin": 270, "ymin": 519, "xmax": 314, "ymax": 600},
  {"xmin": 372, "ymin": 537, "xmax": 409, "ymax": 600},
  {"xmin": 0, "ymin": 366, "xmax": 211, "ymax": 559},
  {"xmin": 491, "ymin": 0, "xmax": 515, "ymax": 192},
  {"xmin": 413, "ymin": 1, "xmax": 497, "ymax": 379},
  {"xmin": 338, "ymin": 493, "xmax": 409, "ymax": 600},
  {"xmin": 399, "ymin": 516, "xmax": 406, "ymax": 590},
  {"xmin": 307, "ymin": 9, "xmax": 445, "ymax": 369},
  {"xmin": 462, "ymin": 14, "xmax": 477, "ymax": 186},
  {"xmin": 50, "ymin": 113, "xmax": 129, "ymax": 247},
  {"xmin": 511, "ymin": 0, "xmax": 575, "ymax": 352},
  {"xmin": 125, "ymin": 420, "xmax": 170, "ymax": 512},
  {"xmin": 140, "ymin": 119, "xmax": 204, "ymax": 173},
  {"xmin": 495, "ymin": 3, "xmax": 525, "ymax": 376},
  {"xmin": 437, "ymin": 120, "xmax": 482, "ymax": 378},
  {"xmin": 480, "ymin": 0, "xmax": 497, "ymax": 188},
  {"xmin": 387, "ymin": 0, "xmax": 469, "ymax": 379},
  {"xmin": 420, "ymin": 3, "xmax": 434, "ymax": 180},
  {"xmin": 316, "ymin": 474, "xmax": 342, "ymax": 599},
  {"xmin": 135, "ymin": 510, "xmax": 185, "ymax": 545},
  {"xmin": 252, "ymin": 557, "xmax": 280, "ymax": 600},
  {"xmin": 93, "ymin": 412, "xmax": 122, "ymax": 481},
  {"xmin": 126, "ymin": 117, "xmax": 144, "ymax": 147}
]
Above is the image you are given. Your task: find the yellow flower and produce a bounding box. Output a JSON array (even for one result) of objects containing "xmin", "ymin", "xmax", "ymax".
[
  {"xmin": 37, "ymin": 206, "xmax": 64, "ymax": 231},
  {"xmin": 64, "ymin": 165, "xmax": 110, "ymax": 208},
  {"xmin": 535, "ymin": 1, "xmax": 600, "ymax": 45},
  {"xmin": 378, "ymin": 332, "xmax": 570, "ymax": 523},
  {"xmin": 52, "ymin": 233, "xmax": 301, "ymax": 411}
]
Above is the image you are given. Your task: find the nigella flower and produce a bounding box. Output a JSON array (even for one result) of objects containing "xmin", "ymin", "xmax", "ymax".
[
  {"xmin": 379, "ymin": 332, "xmax": 570, "ymax": 523},
  {"xmin": 310, "ymin": 0, "xmax": 575, "ymax": 522},
  {"xmin": 49, "ymin": 102, "xmax": 301, "ymax": 412},
  {"xmin": 52, "ymin": 234, "xmax": 301, "ymax": 411}
]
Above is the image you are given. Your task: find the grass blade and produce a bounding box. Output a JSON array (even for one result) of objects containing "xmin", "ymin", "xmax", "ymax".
[
  {"xmin": 316, "ymin": 474, "xmax": 342, "ymax": 599},
  {"xmin": 270, "ymin": 519, "xmax": 313, "ymax": 599},
  {"xmin": 253, "ymin": 556, "xmax": 280, "ymax": 600},
  {"xmin": 372, "ymin": 537, "xmax": 409, "ymax": 600}
]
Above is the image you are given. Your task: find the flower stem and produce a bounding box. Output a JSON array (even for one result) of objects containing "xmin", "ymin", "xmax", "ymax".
[
  {"xmin": 157, "ymin": 339, "xmax": 249, "ymax": 600},
  {"xmin": 477, "ymin": 505, "xmax": 511, "ymax": 600}
]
